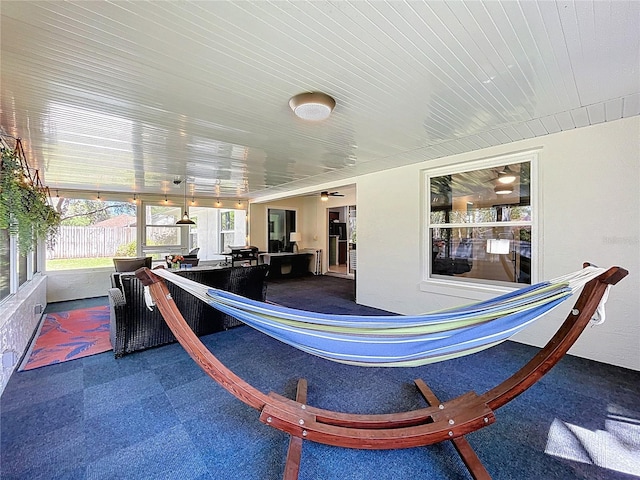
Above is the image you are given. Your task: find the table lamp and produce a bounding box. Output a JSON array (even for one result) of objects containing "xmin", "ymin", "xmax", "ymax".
[{"xmin": 290, "ymin": 232, "xmax": 301, "ymax": 253}]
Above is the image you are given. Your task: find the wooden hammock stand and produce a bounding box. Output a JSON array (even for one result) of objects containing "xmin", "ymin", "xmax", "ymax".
[{"xmin": 135, "ymin": 264, "xmax": 628, "ymax": 480}]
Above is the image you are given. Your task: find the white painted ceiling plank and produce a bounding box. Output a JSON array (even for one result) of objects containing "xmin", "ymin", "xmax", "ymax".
[{"xmin": 622, "ymin": 94, "xmax": 640, "ymax": 118}]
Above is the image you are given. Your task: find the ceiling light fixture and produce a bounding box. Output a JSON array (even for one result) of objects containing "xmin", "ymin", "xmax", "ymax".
[
  {"xmin": 497, "ymin": 165, "xmax": 516, "ymax": 184},
  {"xmin": 494, "ymin": 185, "xmax": 513, "ymax": 195},
  {"xmin": 320, "ymin": 191, "xmax": 329, "ymax": 201},
  {"xmin": 289, "ymin": 92, "xmax": 335, "ymax": 121},
  {"xmin": 176, "ymin": 178, "xmax": 195, "ymax": 225}
]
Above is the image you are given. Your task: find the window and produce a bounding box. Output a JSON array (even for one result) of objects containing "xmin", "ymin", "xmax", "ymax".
[
  {"xmin": 221, "ymin": 211, "xmax": 234, "ymax": 231},
  {"xmin": 46, "ymin": 196, "xmax": 137, "ymax": 270},
  {"xmin": 43, "ymin": 197, "xmax": 248, "ymax": 268},
  {"xmin": 142, "ymin": 203, "xmax": 247, "ymax": 261},
  {"xmin": 17, "ymin": 250, "xmax": 28, "ymax": 286},
  {"xmin": 268, "ymin": 209, "xmax": 296, "ymax": 252},
  {"xmin": 189, "ymin": 206, "xmax": 246, "ymax": 259},
  {"xmin": 0, "ymin": 229, "xmax": 9, "ymax": 302},
  {"xmin": 143, "ymin": 203, "xmax": 182, "ymax": 248},
  {"xmin": 424, "ymin": 152, "xmax": 537, "ymax": 290},
  {"xmin": 219, "ymin": 209, "xmax": 248, "ymax": 253},
  {"xmin": 0, "ymin": 228, "xmax": 35, "ymax": 302}
]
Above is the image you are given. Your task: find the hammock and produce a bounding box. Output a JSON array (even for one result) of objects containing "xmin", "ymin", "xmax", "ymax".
[
  {"xmin": 135, "ymin": 264, "xmax": 627, "ymax": 480},
  {"xmin": 145, "ymin": 266, "xmax": 609, "ymax": 367}
]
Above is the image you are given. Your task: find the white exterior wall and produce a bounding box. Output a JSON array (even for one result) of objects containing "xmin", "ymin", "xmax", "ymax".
[
  {"xmin": 356, "ymin": 117, "xmax": 640, "ymax": 371},
  {"xmin": 46, "ymin": 269, "xmax": 113, "ymax": 303}
]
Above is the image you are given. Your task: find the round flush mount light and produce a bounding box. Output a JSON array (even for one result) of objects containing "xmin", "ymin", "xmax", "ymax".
[
  {"xmin": 289, "ymin": 92, "xmax": 335, "ymax": 121},
  {"xmin": 497, "ymin": 165, "xmax": 516, "ymax": 184},
  {"xmin": 494, "ymin": 185, "xmax": 513, "ymax": 195}
]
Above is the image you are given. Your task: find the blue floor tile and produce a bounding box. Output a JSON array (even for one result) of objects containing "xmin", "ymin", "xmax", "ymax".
[{"xmin": 2, "ymin": 276, "xmax": 639, "ymax": 480}]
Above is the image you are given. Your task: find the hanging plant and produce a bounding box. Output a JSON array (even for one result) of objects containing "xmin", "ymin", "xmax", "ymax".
[{"xmin": 0, "ymin": 145, "xmax": 61, "ymax": 254}]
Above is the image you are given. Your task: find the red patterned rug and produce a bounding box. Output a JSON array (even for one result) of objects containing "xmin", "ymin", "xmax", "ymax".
[{"xmin": 20, "ymin": 305, "xmax": 112, "ymax": 371}]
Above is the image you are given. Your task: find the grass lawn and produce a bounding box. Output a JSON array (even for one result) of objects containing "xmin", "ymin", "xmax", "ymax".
[{"xmin": 46, "ymin": 258, "xmax": 115, "ymax": 270}]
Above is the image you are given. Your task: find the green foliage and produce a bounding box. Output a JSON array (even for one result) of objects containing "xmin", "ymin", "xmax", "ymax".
[
  {"xmin": 115, "ymin": 240, "xmax": 137, "ymax": 257},
  {"xmin": 0, "ymin": 148, "xmax": 61, "ymax": 254},
  {"xmin": 59, "ymin": 199, "xmax": 134, "ymax": 226}
]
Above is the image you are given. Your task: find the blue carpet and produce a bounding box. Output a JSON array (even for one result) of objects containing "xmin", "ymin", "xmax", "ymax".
[{"xmin": 1, "ymin": 276, "xmax": 639, "ymax": 479}]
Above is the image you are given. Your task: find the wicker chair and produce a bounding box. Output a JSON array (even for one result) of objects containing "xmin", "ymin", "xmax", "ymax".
[
  {"xmin": 113, "ymin": 256, "xmax": 152, "ymax": 272},
  {"xmin": 108, "ymin": 265, "xmax": 269, "ymax": 357}
]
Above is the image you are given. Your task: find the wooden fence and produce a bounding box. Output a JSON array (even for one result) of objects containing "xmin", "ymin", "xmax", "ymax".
[{"xmin": 49, "ymin": 226, "xmax": 136, "ymax": 259}]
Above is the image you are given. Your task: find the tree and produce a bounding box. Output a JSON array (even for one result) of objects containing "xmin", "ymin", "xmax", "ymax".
[{"xmin": 57, "ymin": 199, "xmax": 135, "ymax": 226}]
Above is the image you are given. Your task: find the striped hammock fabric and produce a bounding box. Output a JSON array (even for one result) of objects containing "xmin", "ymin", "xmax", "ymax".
[{"xmin": 147, "ymin": 266, "xmax": 607, "ymax": 367}]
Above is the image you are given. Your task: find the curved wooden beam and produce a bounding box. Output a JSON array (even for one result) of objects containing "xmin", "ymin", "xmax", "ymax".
[
  {"xmin": 479, "ymin": 264, "xmax": 628, "ymax": 410},
  {"xmin": 137, "ymin": 268, "xmax": 271, "ymax": 411},
  {"xmin": 135, "ymin": 267, "xmax": 495, "ymax": 448},
  {"xmin": 134, "ymin": 265, "xmax": 627, "ymax": 450}
]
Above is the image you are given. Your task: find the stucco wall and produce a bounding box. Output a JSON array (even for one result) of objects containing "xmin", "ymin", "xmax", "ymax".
[
  {"xmin": 46, "ymin": 268, "xmax": 113, "ymax": 303},
  {"xmin": 356, "ymin": 116, "xmax": 639, "ymax": 371},
  {"xmin": 0, "ymin": 274, "xmax": 47, "ymax": 395}
]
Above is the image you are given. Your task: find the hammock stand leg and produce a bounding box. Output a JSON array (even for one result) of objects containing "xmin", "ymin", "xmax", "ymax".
[
  {"xmin": 415, "ymin": 379, "xmax": 491, "ymax": 480},
  {"xmin": 280, "ymin": 378, "xmax": 491, "ymax": 480},
  {"xmin": 283, "ymin": 379, "xmax": 307, "ymax": 480}
]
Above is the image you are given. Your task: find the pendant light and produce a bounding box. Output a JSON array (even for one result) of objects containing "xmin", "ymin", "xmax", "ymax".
[{"xmin": 176, "ymin": 178, "xmax": 195, "ymax": 225}]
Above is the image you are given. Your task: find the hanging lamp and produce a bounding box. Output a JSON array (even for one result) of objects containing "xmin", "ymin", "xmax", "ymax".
[{"xmin": 176, "ymin": 178, "xmax": 195, "ymax": 225}]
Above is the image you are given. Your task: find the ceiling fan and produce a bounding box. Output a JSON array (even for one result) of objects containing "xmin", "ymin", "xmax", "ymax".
[{"xmin": 320, "ymin": 191, "xmax": 344, "ymax": 201}]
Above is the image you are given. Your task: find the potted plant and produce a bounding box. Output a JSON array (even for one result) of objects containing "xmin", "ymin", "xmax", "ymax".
[
  {"xmin": 0, "ymin": 146, "xmax": 61, "ymax": 254},
  {"xmin": 166, "ymin": 254, "xmax": 184, "ymax": 269}
]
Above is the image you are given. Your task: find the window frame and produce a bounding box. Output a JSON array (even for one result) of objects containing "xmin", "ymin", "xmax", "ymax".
[
  {"xmin": 219, "ymin": 209, "xmax": 238, "ymax": 252},
  {"xmin": 267, "ymin": 208, "xmax": 297, "ymax": 253},
  {"xmin": 140, "ymin": 200, "xmax": 189, "ymax": 258},
  {"xmin": 421, "ymin": 150, "xmax": 540, "ymax": 300},
  {"xmin": 0, "ymin": 226, "xmax": 38, "ymax": 306},
  {"xmin": 44, "ymin": 195, "xmax": 138, "ymax": 272}
]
